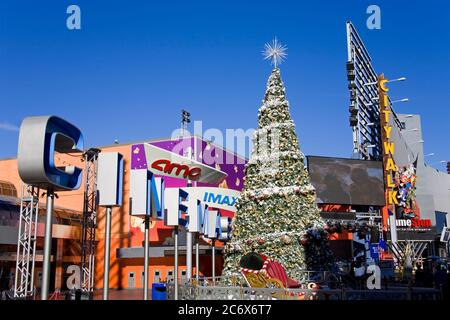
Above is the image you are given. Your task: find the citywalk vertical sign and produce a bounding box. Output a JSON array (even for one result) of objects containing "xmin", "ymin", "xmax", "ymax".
[{"xmin": 378, "ymin": 75, "xmax": 398, "ymax": 243}]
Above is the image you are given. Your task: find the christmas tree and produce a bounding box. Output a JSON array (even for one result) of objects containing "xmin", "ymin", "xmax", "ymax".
[{"xmin": 221, "ymin": 40, "xmax": 334, "ymax": 282}]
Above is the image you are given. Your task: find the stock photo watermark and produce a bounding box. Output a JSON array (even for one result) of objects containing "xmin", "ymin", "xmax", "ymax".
[
  {"xmin": 366, "ymin": 265, "xmax": 381, "ymax": 290},
  {"xmin": 168, "ymin": 120, "xmax": 282, "ymax": 173},
  {"xmin": 66, "ymin": 5, "xmax": 81, "ymax": 30},
  {"xmin": 367, "ymin": 5, "xmax": 381, "ymax": 30}
]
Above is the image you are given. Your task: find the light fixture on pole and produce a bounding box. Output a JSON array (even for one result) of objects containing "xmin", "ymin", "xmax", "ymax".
[
  {"xmin": 424, "ymin": 153, "xmax": 435, "ymax": 157},
  {"xmin": 364, "ymin": 77, "xmax": 407, "ymax": 86},
  {"xmin": 401, "ymin": 128, "xmax": 419, "ymax": 133},
  {"xmin": 181, "ymin": 108, "xmax": 195, "ymax": 283},
  {"xmin": 388, "ymin": 77, "xmax": 407, "ymax": 83},
  {"xmin": 181, "ymin": 109, "xmax": 191, "ymax": 137},
  {"xmin": 391, "ymin": 98, "xmax": 409, "ymax": 104}
]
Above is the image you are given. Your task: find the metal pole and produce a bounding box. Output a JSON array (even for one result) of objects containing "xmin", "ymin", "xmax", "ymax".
[
  {"xmin": 143, "ymin": 215, "xmax": 150, "ymax": 300},
  {"xmin": 103, "ymin": 206, "xmax": 112, "ymax": 300},
  {"xmin": 212, "ymin": 239, "xmax": 216, "ymax": 285},
  {"xmin": 186, "ymin": 232, "xmax": 192, "ymax": 281},
  {"xmin": 174, "ymin": 226, "xmax": 179, "ymax": 300},
  {"xmin": 186, "ymin": 140, "xmax": 193, "ymax": 281},
  {"xmin": 41, "ymin": 189, "xmax": 54, "ymax": 300},
  {"xmin": 389, "ymin": 205, "xmax": 398, "ymax": 244},
  {"xmin": 195, "ymin": 235, "xmax": 199, "ymax": 281}
]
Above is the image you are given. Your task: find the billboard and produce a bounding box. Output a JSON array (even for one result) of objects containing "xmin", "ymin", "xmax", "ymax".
[{"xmin": 307, "ymin": 156, "xmax": 385, "ymax": 206}]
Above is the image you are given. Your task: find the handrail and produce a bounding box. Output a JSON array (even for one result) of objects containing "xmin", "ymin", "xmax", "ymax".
[{"xmin": 167, "ymin": 283, "xmax": 441, "ymax": 300}]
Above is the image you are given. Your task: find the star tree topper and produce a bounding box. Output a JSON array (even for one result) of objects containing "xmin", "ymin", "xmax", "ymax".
[{"xmin": 263, "ymin": 38, "xmax": 288, "ymax": 68}]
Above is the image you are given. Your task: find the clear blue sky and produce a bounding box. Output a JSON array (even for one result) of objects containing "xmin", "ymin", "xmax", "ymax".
[{"xmin": 1, "ymin": 1, "xmax": 449, "ymax": 170}]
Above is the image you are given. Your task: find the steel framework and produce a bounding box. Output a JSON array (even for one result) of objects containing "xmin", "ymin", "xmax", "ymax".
[
  {"xmin": 346, "ymin": 21, "xmax": 404, "ymax": 256},
  {"xmin": 346, "ymin": 21, "xmax": 382, "ymax": 160},
  {"xmin": 167, "ymin": 283, "xmax": 441, "ymax": 300},
  {"xmin": 80, "ymin": 148, "xmax": 100, "ymax": 293},
  {"xmin": 14, "ymin": 184, "xmax": 40, "ymax": 298},
  {"xmin": 389, "ymin": 240, "xmax": 430, "ymax": 269},
  {"xmin": 346, "ymin": 21, "xmax": 403, "ymax": 160}
]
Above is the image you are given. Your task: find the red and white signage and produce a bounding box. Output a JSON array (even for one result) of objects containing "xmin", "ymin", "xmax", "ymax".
[{"xmin": 143, "ymin": 143, "xmax": 227, "ymax": 184}]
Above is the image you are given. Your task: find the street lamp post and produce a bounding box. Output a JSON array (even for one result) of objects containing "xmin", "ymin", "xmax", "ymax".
[
  {"xmin": 365, "ymin": 77, "xmax": 407, "ymax": 86},
  {"xmin": 391, "ymin": 98, "xmax": 409, "ymax": 104},
  {"xmin": 401, "ymin": 128, "xmax": 419, "ymax": 134}
]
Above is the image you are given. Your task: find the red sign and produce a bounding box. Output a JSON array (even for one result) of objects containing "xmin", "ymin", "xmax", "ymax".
[
  {"xmin": 151, "ymin": 159, "xmax": 202, "ymax": 180},
  {"xmin": 391, "ymin": 218, "xmax": 432, "ymax": 229},
  {"xmin": 411, "ymin": 218, "xmax": 432, "ymax": 228}
]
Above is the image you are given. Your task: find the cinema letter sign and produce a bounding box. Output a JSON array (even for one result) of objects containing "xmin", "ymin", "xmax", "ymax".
[{"xmin": 17, "ymin": 116, "xmax": 84, "ymax": 191}]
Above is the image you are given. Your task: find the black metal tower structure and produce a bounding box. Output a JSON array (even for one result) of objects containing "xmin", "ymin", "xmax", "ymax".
[{"xmin": 80, "ymin": 148, "xmax": 100, "ymax": 295}]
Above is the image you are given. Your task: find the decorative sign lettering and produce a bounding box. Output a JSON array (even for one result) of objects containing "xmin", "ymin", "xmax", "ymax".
[
  {"xmin": 185, "ymin": 197, "xmax": 208, "ymax": 233},
  {"xmin": 387, "ymin": 218, "xmax": 432, "ymax": 229},
  {"xmin": 17, "ymin": 116, "xmax": 84, "ymax": 191},
  {"xmin": 130, "ymin": 169, "xmax": 165, "ymax": 219},
  {"xmin": 203, "ymin": 210, "xmax": 221, "ymax": 239},
  {"xmin": 379, "ymin": 77, "xmax": 426, "ymax": 231},
  {"xmin": 378, "ymin": 77, "xmax": 398, "ymax": 206},
  {"xmin": 165, "ymin": 188, "xmax": 189, "ymax": 227},
  {"xmin": 97, "ymin": 152, "xmax": 124, "ymax": 207},
  {"xmin": 165, "ymin": 187, "xmax": 238, "ymax": 235},
  {"xmin": 151, "ymin": 159, "xmax": 201, "ymax": 180}
]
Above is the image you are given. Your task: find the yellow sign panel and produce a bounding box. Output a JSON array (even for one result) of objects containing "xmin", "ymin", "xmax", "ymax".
[
  {"xmin": 380, "ymin": 79, "xmax": 389, "ymax": 93},
  {"xmin": 379, "ymin": 75, "xmax": 398, "ymax": 210}
]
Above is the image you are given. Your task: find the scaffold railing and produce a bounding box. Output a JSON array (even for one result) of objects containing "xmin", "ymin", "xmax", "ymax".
[
  {"xmin": 14, "ymin": 184, "xmax": 40, "ymax": 298},
  {"xmin": 388, "ymin": 240, "xmax": 430, "ymax": 270},
  {"xmin": 80, "ymin": 148, "xmax": 100, "ymax": 293},
  {"xmin": 167, "ymin": 283, "xmax": 441, "ymax": 300}
]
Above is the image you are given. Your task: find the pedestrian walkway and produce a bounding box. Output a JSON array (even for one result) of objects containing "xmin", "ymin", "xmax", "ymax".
[{"xmin": 92, "ymin": 289, "xmax": 150, "ymax": 300}]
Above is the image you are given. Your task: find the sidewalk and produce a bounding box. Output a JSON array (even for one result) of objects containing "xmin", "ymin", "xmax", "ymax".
[{"xmin": 92, "ymin": 289, "xmax": 150, "ymax": 300}]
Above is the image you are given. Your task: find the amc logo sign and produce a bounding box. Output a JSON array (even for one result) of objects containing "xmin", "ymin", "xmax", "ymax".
[
  {"xmin": 141, "ymin": 143, "xmax": 227, "ymax": 184},
  {"xmin": 151, "ymin": 159, "xmax": 201, "ymax": 180}
]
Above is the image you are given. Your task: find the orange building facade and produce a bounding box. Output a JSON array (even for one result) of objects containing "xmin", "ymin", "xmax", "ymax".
[
  {"xmin": 0, "ymin": 135, "xmax": 359, "ymax": 293},
  {"xmin": 0, "ymin": 136, "xmax": 246, "ymax": 291}
]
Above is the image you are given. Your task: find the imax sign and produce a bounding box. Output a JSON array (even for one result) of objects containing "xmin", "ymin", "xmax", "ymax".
[
  {"xmin": 188, "ymin": 187, "xmax": 240, "ymax": 213},
  {"xmin": 203, "ymin": 191, "xmax": 238, "ymax": 208}
]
